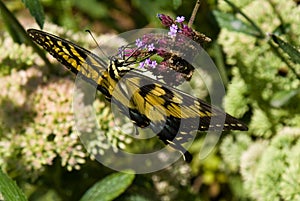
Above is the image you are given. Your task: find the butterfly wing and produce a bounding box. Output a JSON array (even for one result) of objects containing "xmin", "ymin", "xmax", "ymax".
[
  {"xmin": 126, "ymin": 73, "xmax": 248, "ymax": 130},
  {"xmin": 110, "ymin": 71, "xmax": 248, "ymax": 161},
  {"xmin": 27, "ymin": 29, "xmax": 108, "ymax": 86}
]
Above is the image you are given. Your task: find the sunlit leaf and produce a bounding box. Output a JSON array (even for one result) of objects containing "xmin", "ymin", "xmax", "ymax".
[
  {"xmin": 131, "ymin": 0, "xmax": 169, "ymax": 22},
  {"xmin": 272, "ymin": 23, "xmax": 291, "ymax": 36},
  {"xmin": 270, "ymin": 89, "xmax": 300, "ymax": 108},
  {"xmin": 74, "ymin": 0, "xmax": 108, "ymax": 19},
  {"xmin": 125, "ymin": 194, "xmax": 152, "ymax": 201},
  {"xmin": 213, "ymin": 10, "xmax": 261, "ymax": 37},
  {"xmin": 22, "ymin": 0, "xmax": 45, "ymax": 29},
  {"xmin": 0, "ymin": 169, "xmax": 28, "ymax": 201},
  {"xmin": 172, "ymin": 0, "xmax": 182, "ymax": 10},
  {"xmin": 80, "ymin": 171, "xmax": 135, "ymax": 201}
]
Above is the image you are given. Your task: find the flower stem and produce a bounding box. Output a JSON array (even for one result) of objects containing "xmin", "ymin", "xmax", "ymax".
[{"xmin": 188, "ymin": 0, "xmax": 202, "ymax": 27}]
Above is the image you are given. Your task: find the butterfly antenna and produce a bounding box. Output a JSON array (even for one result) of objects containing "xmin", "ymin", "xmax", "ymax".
[
  {"xmin": 85, "ymin": 30, "xmax": 109, "ymax": 59},
  {"xmin": 124, "ymin": 45, "xmax": 140, "ymax": 63},
  {"xmin": 123, "ymin": 42, "xmax": 153, "ymax": 64}
]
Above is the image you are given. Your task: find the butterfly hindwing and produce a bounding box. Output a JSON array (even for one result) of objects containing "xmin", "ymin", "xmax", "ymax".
[
  {"xmin": 109, "ymin": 70, "xmax": 247, "ymax": 162},
  {"xmin": 120, "ymin": 72, "xmax": 248, "ymax": 131}
]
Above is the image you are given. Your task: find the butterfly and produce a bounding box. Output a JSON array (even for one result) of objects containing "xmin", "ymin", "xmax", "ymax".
[{"xmin": 27, "ymin": 29, "xmax": 248, "ymax": 162}]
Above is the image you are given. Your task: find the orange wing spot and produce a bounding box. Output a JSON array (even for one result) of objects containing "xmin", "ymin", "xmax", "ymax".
[
  {"xmin": 48, "ymin": 39, "xmax": 54, "ymax": 45},
  {"xmin": 171, "ymin": 93, "xmax": 183, "ymax": 104},
  {"xmin": 167, "ymin": 103, "xmax": 182, "ymax": 117},
  {"xmin": 96, "ymin": 77, "xmax": 103, "ymax": 85},
  {"xmin": 68, "ymin": 58, "xmax": 78, "ymax": 68},
  {"xmin": 70, "ymin": 47, "xmax": 83, "ymax": 61},
  {"xmin": 197, "ymin": 110, "xmax": 206, "ymax": 117},
  {"xmin": 205, "ymin": 111, "xmax": 212, "ymax": 117},
  {"xmin": 179, "ymin": 106, "xmax": 200, "ymax": 118},
  {"xmin": 150, "ymin": 85, "xmax": 165, "ymax": 96},
  {"xmin": 148, "ymin": 105, "xmax": 166, "ymax": 123},
  {"xmin": 54, "ymin": 47, "xmax": 61, "ymax": 53},
  {"xmin": 63, "ymin": 54, "xmax": 69, "ymax": 60},
  {"xmin": 135, "ymin": 93, "xmax": 147, "ymax": 112},
  {"xmin": 57, "ymin": 41, "xmax": 63, "ymax": 46},
  {"xmin": 58, "ymin": 51, "xmax": 65, "ymax": 56},
  {"xmin": 62, "ymin": 47, "xmax": 70, "ymax": 55},
  {"xmin": 145, "ymin": 95, "xmax": 164, "ymax": 106}
]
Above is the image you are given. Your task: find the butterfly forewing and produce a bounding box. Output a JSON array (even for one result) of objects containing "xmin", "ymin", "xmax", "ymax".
[{"xmin": 27, "ymin": 29, "xmax": 107, "ymax": 86}]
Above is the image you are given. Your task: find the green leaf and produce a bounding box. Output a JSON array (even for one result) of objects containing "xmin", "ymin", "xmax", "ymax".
[
  {"xmin": 80, "ymin": 171, "xmax": 135, "ymax": 201},
  {"xmin": 272, "ymin": 23, "xmax": 291, "ymax": 36},
  {"xmin": 172, "ymin": 0, "xmax": 182, "ymax": 10},
  {"xmin": 270, "ymin": 89, "xmax": 300, "ymax": 108},
  {"xmin": 150, "ymin": 54, "xmax": 164, "ymax": 63},
  {"xmin": 270, "ymin": 34, "xmax": 300, "ymax": 64},
  {"xmin": 131, "ymin": 0, "xmax": 169, "ymax": 22},
  {"xmin": 0, "ymin": 1, "xmax": 25, "ymax": 43},
  {"xmin": 125, "ymin": 194, "xmax": 152, "ymax": 201},
  {"xmin": 213, "ymin": 10, "xmax": 261, "ymax": 37},
  {"xmin": 0, "ymin": 168, "xmax": 28, "ymax": 201},
  {"xmin": 22, "ymin": 0, "xmax": 45, "ymax": 29},
  {"xmin": 73, "ymin": 0, "xmax": 108, "ymax": 19}
]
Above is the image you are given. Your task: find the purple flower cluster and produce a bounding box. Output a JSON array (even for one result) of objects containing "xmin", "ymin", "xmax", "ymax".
[
  {"xmin": 115, "ymin": 14, "xmax": 211, "ymax": 86},
  {"xmin": 168, "ymin": 24, "xmax": 178, "ymax": 38},
  {"xmin": 121, "ymin": 31, "xmax": 193, "ymax": 85},
  {"xmin": 167, "ymin": 16, "xmax": 186, "ymax": 38},
  {"xmin": 135, "ymin": 38, "xmax": 156, "ymax": 51},
  {"xmin": 135, "ymin": 38, "xmax": 143, "ymax": 48},
  {"xmin": 157, "ymin": 14, "xmax": 190, "ymax": 39},
  {"xmin": 139, "ymin": 58, "xmax": 157, "ymax": 69},
  {"xmin": 157, "ymin": 14, "xmax": 211, "ymax": 45}
]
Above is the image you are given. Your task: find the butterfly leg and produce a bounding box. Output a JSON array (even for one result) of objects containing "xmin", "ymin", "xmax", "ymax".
[{"xmin": 166, "ymin": 139, "xmax": 193, "ymax": 163}]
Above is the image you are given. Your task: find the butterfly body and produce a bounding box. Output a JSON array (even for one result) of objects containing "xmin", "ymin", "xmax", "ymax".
[{"xmin": 27, "ymin": 29, "xmax": 248, "ymax": 162}]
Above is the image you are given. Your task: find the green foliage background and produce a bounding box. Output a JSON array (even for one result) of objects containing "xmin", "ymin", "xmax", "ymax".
[{"xmin": 0, "ymin": 0, "xmax": 300, "ymax": 200}]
